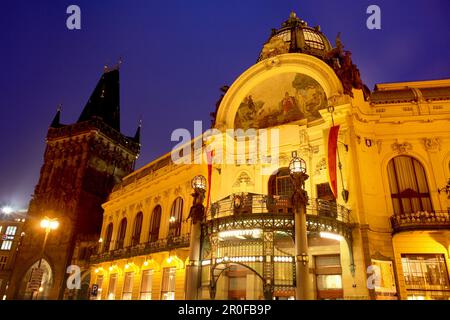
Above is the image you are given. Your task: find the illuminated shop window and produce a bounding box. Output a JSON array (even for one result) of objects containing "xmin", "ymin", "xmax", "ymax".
[
  {"xmin": 140, "ymin": 269, "xmax": 153, "ymax": 300},
  {"xmin": 387, "ymin": 156, "xmax": 432, "ymax": 215},
  {"xmin": 401, "ymin": 254, "xmax": 450, "ymax": 300},
  {"xmin": 108, "ymin": 274, "xmax": 117, "ymax": 300},
  {"xmin": 95, "ymin": 275, "xmax": 103, "ymax": 300},
  {"xmin": 161, "ymin": 267, "xmax": 176, "ymax": 300},
  {"xmin": 314, "ymin": 255, "xmax": 343, "ymax": 300},
  {"xmin": 122, "ymin": 272, "xmax": 134, "ymax": 300}
]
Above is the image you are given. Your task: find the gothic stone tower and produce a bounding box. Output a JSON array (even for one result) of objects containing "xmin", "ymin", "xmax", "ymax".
[{"xmin": 8, "ymin": 68, "xmax": 140, "ymax": 299}]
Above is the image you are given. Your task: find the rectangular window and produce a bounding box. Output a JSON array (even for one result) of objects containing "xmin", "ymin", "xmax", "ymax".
[
  {"xmin": 95, "ymin": 275, "xmax": 104, "ymax": 300},
  {"xmin": 0, "ymin": 256, "xmax": 7, "ymax": 271},
  {"xmin": 122, "ymin": 272, "xmax": 134, "ymax": 300},
  {"xmin": 108, "ymin": 274, "xmax": 117, "ymax": 300},
  {"xmin": 140, "ymin": 269, "xmax": 153, "ymax": 300},
  {"xmin": 161, "ymin": 267, "xmax": 176, "ymax": 300},
  {"xmin": 401, "ymin": 254, "xmax": 450, "ymax": 300},
  {"xmin": 1, "ymin": 241, "xmax": 12, "ymax": 251},
  {"xmin": 5, "ymin": 226, "xmax": 17, "ymax": 236}
]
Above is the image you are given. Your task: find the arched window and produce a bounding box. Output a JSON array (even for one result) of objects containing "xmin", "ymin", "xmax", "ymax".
[
  {"xmin": 387, "ymin": 156, "xmax": 433, "ymax": 215},
  {"xmin": 149, "ymin": 205, "xmax": 162, "ymax": 242},
  {"xmin": 131, "ymin": 212, "xmax": 143, "ymax": 246},
  {"xmin": 116, "ymin": 218, "xmax": 127, "ymax": 250},
  {"xmin": 268, "ymin": 168, "xmax": 293, "ymax": 197},
  {"xmin": 168, "ymin": 198, "xmax": 183, "ymax": 238},
  {"xmin": 103, "ymin": 223, "xmax": 113, "ymax": 253}
]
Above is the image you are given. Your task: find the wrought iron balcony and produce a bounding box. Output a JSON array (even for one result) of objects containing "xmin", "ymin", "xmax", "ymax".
[
  {"xmin": 89, "ymin": 233, "xmax": 190, "ymax": 264},
  {"xmin": 205, "ymin": 193, "xmax": 353, "ymax": 240},
  {"xmin": 390, "ymin": 210, "xmax": 450, "ymax": 233},
  {"xmin": 208, "ymin": 193, "xmax": 352, "ymax": 224}
]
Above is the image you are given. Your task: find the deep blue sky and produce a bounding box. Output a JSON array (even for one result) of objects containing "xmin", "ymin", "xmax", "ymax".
[{"xmin": 1, "ymin": 0, "xmax": 449, "ymax": 210}]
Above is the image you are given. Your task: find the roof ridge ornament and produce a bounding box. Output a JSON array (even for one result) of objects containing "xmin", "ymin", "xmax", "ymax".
[
  {"xmin": 282, "ymin": 11, "xmax": 307, "ymax": 27},
  {"xmin": 104, "ymin": 57, "xmax": 123, "ymax": 73}
]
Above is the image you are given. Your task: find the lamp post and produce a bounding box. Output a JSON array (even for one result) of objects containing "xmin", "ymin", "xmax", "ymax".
[
  {"xmin": 31, "ymin": 217, "xmax": 59, "ymax": 300},
  {"xmin": 185, "ymin": 175, "xmax": 207, "ymax": 300},
  {"xmin": 289, "ymin": 152, "xmax": 311, "ymax": 300}
]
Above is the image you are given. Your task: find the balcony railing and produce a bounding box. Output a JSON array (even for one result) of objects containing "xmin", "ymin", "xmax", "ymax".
[
  {"xmin": 90, "ymin": 233, "xmax": 190, "ymax": 264},
  {"xmin": 209, "ymin": 193, "xmax": 352, "ymax": 224},
  {"xmin": 390, "ymin": 210, "xmax": 450, "ymax": 233}
]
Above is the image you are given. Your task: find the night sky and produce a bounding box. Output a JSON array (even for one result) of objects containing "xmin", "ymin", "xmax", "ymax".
[{"xmin": 1, "ymin": 0, "xmax": 449, "ymax": 210}]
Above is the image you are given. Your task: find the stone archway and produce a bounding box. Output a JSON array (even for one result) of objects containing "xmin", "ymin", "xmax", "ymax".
[{"xmin": 18, "ymin": 259, "xmax": 54, "ymax": 300}]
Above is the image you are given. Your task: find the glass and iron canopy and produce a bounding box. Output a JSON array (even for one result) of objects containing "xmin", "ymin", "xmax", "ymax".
[{"xmin": 258, "ymin": 11, "xmax": 332, "ymax": 62}]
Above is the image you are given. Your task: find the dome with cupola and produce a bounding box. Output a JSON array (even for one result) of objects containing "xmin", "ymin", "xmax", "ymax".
[{"xmin": 258, "ymin": 11, "xmax": 333, "ymax": 62}]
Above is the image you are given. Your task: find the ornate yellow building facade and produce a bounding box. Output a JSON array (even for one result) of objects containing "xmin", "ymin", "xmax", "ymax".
[{"xmin": 88, "ymin": 12, "xmax": 450, "ymax": 300}]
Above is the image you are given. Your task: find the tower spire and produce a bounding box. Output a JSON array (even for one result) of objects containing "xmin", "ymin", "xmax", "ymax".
[
  {"xmin": 133, "ymin": 117, "xmax": 142, "ymax": 144},
  {"xmin": 50, "ymin": 104, "xmax": 62, "ymax": 128},
  {"xmin": 77, "ymin": 67, "xmax": 121, "ymax": 131}
]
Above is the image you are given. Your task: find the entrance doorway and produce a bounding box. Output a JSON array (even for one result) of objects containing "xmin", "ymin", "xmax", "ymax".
[{"xmin": 215, "ymin": 264, "xmax": 264, "ymax": 300}]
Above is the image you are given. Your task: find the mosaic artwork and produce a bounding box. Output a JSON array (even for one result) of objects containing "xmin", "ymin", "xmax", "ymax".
[{"xmin": 234, "ymin": 73, "xmax": 327, "ymax": 129}]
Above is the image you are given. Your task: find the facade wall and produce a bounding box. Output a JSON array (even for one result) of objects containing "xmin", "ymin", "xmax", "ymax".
[{"xmin": 87, "ymin": 54, "xmax": 450, "ymax": 300}]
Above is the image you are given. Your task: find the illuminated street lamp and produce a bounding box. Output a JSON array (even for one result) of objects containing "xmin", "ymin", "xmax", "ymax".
[
  {"xmin": 289, "ymin": 151, "xmax": 311, "ymax": 300},
  {"xmin": 32, "ymin": 217, "xmax": 59, "ymax": 300},
  {"xmin": 186, "ymin": 175, "xmax": 207, "ymax": 300}
]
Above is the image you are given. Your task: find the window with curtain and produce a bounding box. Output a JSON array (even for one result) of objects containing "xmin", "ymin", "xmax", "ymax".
[
  {"xmin": 116, "ymin": 218, "xmax": 127, "ymax": 250},
  {"xmin": 103, "ymin": 223, "xmax": 113, "ymax": 253},
  {"xmin": 131, "ymin": 212, "xmax": 143, "ymax": 246},
  {"xmin": 149, "ymin": 205, "xmax": 162, "ymax": 242},
  {"xmin": 122, "ymin": 272, "xmax": 134, "ymax": 300},
  {"xmin": 387, "ymin": 156, "xmax": 432, "ymax": 215},
  {"xmin": 161, "ymin": 267, "xmax": 176, "ymax": 300},
  {"xmin": 168, "ymin": 198, "xmax": 183, "ymax": 238},
  {"xmin": 268, "ymin": 168, "xmax": 293, "ymax": 197},
  {"xmin": 140, "ymin": 269, "xmax": 153, "ymax": 300},
  {"xmin": 108, "ymin": 274, "xmax": 117, "ymax": 300}
]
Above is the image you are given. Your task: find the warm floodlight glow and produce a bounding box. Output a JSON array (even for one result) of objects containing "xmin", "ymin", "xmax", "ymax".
[
  {"xmin": 40, "ymin": 219, "xmax": 50, "ymax": 229},
  {"xmin": 1, "ymin": 206, "xmax": 13, "ymax": 214},
  {"xmin": 40, "ymin": 217, "xmax": 59, "ymax": 230},
  {"xmin": 320, "ymin": 232, "xmax": 343, "ymax": 241},
  {"xmin": 49, "ymin": 221, "xmax": 59, "ymax": 230},
  {"xmin": 218, "ymin": 229, "xmax": 262, "ymax": 240}
]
